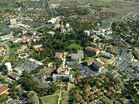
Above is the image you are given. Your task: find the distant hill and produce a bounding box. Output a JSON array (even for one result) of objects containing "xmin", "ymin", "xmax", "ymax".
[
  {"xmin": 49, "ymin": 0, "xmax": 125, "ymax": 3},
  {"xmin": 0, "ymin": 0, "xmax": 16, "ymax": 3}
]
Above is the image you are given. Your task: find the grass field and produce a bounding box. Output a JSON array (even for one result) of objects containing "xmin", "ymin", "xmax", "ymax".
[
  {"xmin": 41, "ymin": 94, "xmax": 58, "ymax": 104},
  {"xmin": 61, "ymin": 91, "xmax": 69, "ymax": 104},
  {"xmin": 41, "ymin": 91, "xmax": 69, "ymax": 104},
  {"xmin": 95, "ymin": 1, "xmax": 112, "ymax": 7},
  {"xmin": 0, "ymin": 3, "xmax": 15, "ymax": 13}
]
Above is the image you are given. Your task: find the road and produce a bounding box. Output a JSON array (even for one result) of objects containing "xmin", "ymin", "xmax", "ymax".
[{"xmin": 58, "ymin": 82, "xmax": 62, "ymax": 104}]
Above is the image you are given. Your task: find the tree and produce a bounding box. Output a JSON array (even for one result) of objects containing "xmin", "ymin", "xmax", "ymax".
[
  {"xmin": 9, "ymin": 81, "xmax": 19, "ymax": 99},
  {"xmin": 2, "ymin": 65, "xmax": 8, "ymax": 75},
  {"xmin": 0, "ymin": 94, "xmax": 9, "ymax": 104}
]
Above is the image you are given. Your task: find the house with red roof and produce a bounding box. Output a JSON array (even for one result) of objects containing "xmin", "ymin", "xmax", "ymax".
[
  {"xmin": 0, "ymin": 86, "xmax": 9, "ymax": 95},
  {"xmin": 85, "ymin": 46, "xmax": 100, "ymax": 57},
  {"xmin": 133, "ymin": 51, "xmax": 139, "ymax": 60}
]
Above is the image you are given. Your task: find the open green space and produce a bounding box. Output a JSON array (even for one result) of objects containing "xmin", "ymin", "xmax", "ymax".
[
  {"xmin": 41, "ymin": 91, "xmax": 69, "ymax": 104},
  {"xmin": 41, "ymin": 94, "xmax": 58, "ymax": 104},
  {"xmin": 61, "ymin": 91, "xmax": 69, "ymax": 104},
  {"xmin": 67, "ymin": 43, "xmax": 83, "ymax": 50},
  {"xmin": 95, "ymin": 1, "xmax": 112, "ymax": 7},
  {"xmin": 0, "ymin": 3, "xmax": 15, "ymax": 13}
]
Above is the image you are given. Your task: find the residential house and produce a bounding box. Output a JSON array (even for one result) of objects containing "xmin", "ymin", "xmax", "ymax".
[
  {"xmin": 47, "ymin": 31, "xmax": 55, "ymax": 36},
  {"xmin": 8, "ymin": 71, "xmax": 19, "ymax": 80},
  {"xmin": 47, "ymin": 17, "xmax": 61, "ymax": 25},
  {"xmin": 0, "ymin": 46, "xmax": 5, "ymax": 55},
  {"xmin": 0, "ymin": 86, "xmax": 9, "ymax": 95},
  {"xmin": 22, "ymin": 34, "xmax": 32, "ymax": 43},
  {"xmin": 55, "ymin": 52, "xmax": 63, "ymax": 59},
  {"xmin": 33, "ymin": 44, "xmax": 44, "ymax": 52},
  {"xmin": 11, "ymin": 37, "xmax": 22, "ymax": 43},
  {"xmin": 84, "ymin": 30, "xmax": 91, "ymax": 36}
]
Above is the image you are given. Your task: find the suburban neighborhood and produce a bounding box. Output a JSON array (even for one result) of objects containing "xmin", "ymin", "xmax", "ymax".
[{"xmin": 0, "ymin": 0, "xmax": 139, "ymax": 104}]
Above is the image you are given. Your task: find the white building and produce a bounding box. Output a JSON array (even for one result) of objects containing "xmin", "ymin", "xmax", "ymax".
[{"xmin": 4, "ymin": 62, "xmax": 12, "ymax": 71}]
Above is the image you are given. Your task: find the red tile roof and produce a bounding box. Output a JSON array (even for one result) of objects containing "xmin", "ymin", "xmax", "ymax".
[
  {"xmin": 85, "ymin": 46, "xmax": 99, "ymax": 52},
  {"xmin": 134, "ymin": 51, "xmax": 139, "ymax": 59},
  {"xmin": 8, "ymin": 72, "xmax": 19, "ymax": 80},
  {"xmin": 0, "ymin": 86, "xmax": 8, "ymax": 95}
]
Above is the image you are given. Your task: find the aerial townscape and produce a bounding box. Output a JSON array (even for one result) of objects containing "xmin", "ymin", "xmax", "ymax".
[{"xmin": 0, "ymin": 0, "xmax": 139, "ymax": 104}]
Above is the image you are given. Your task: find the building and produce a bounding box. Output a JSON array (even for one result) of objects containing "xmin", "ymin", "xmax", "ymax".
[
  {"xmin": 22, "ymin": 34, "xmax": 32, "ymax": 43},
  {"xmin": 84, "ymin": 30, "xmax": 91, "ymax": 36},
  {"xmin": 0, "ymin": 86, "xmax": 9, "ymax": 95},
  {"xmin": 85, "ymin": 46, "xmax": 100, "ymax": 57},
  {"xmin": 47, "ymin": 31, "xmax": 55, "ymax": 36},
  {"xmin": 4, "ymin": 62, "xmax": 12, "ymax": 71},
  {"xmin": 0, "ymin": 46, "xmax": 5, "ymax": 55},
  {"xmin": 10, "ymin": 18, "xmax": 17, "ymax": 25},
  {"xmin": 76, "ymin": 64, "xmax": 95, "ymax": 78},
  {"xmin": 55, "ymin": 52, "xmax": 63, "ymax": 59},
  {"xmin": 101, "ymin": 52, "xmax": 113, "ymax": 59},
  {"xmin": 8, "ymin": 71, "xmax": 19, "ymax": 80},
  {"xmin": 50, "ymin": 4, "xmax": 60, "ymax": 9},
  {"xmin": 47, "ymin": 17, "xmax": 60, "ymax": 25},
  {"xmin": 0, "ymin": 33, "xmax": 13, "ymax": 41},
  {"xmin": 11, "ymin": 37, "xmax": 22, "ymax": 43},
  {"xmin": 67, "ymin": 50, "xmax": 84, "ymax": 62},
  {"xmin": 89, "ymin": 43, "xmax": 97, "ymax": 48},
  {"xmin": 133, "ymin": 51, "xmax": 139, "ymax": 60},
  {"xmin": 89, "ymin": 61, "xmax": 102, "ymax": 72},
  {"xmin": 33, "ymin": 44, "xmax": 44, "ymax": 52},
  {"xmin": 15, "ymin": 58, "xmax": 43, "ymax": 72},
  {"xmin": 52, "ymin": 74, "xmax": 72, "ymax": 82},
  {"xmin": 57, "ymin": 67, "xmax": 69, "ymax": 75}
]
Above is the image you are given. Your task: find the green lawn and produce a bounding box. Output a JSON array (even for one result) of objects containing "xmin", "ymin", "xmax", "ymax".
[
  {"xmin": 61, "ymin": 91, "xmax": 69, "ymax": 104},
  {"xmin": 95, "ymin": 1, "xmax": 112, "ymax": 7},
  {"xmin": 41, "ymin": 91, "xmax": 69, "ymax": 104},
  {"xmin": 0, "ymin": 3, "xmax": 15, "ymax": 13},
  {"xmin": 41, "ymin": 94, "xmax": 58, "ymax": 104},
  {"xmin": 67, "ymin": 43, "xmax": 83, "ymax": 50}
]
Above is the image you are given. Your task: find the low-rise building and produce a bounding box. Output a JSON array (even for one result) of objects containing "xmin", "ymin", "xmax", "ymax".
[
  {"xmin": 67, "ymin": 50, "xmax": 84, "ymax": 62},
  {"xmin": 33, "ymin": 44, "xmax": 44, "ymax": 52},
  {"xmin": 133, "ymin": 51, "xmax": 139, "ymax": 60},
  {"xmin": 0, "ymin": 33, "xmax": 14, "ymax": 41},
  {"xmin": 0, "ymin": 46, "xmax": 5, "ymax": 55},
  {"xmin": 85, "ymin": 46, "xmax": 100, "ymax": 57},
  {"xmin": 57, "ymin": 67, "xmax": 69, "ymax": 75},
  {"xmin": 55, "ymin": 52, "xmax": 63, "ymax": 59},
  {"xmin": 0, "ymin": 86, "xmax": 9, "ymax": 95},
  {"xmin": 101, "ymin": 52, "xmax": 113, "ymax": 59},
  {"xmin": 52, "ymin": 74, "xmax": 72, "ymax": 82},
  {"xmin": 89, "ymin": 61, "xmax": 102, "ymax": 72},
  {"xmin": 8, "ymin": 71, "xmax": 19, "ymax": 80},
  {"xmin": 22, "ymin": 34, "xmax": 32, "ymax": 43}
]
